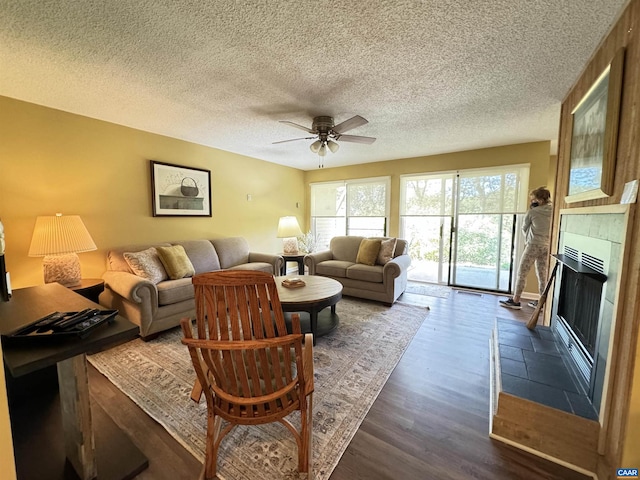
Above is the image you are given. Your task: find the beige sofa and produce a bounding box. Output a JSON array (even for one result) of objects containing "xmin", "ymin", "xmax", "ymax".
[
  {"xmin": 99, "ymin": 237, "xmax": 283, "ymax": 339},
  {"xmin": 304, "ymin": 236, "xmax": 411, "ymax": 305}
]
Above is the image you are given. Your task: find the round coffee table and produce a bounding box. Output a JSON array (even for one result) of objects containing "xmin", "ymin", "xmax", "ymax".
[{"xmin": 275, "ymin": 275, "xmax": 342, "ymax": 343}]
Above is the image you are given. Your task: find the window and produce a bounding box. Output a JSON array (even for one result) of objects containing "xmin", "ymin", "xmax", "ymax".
[{"xmin": 311, "ymin": 177, "xmax": 390, "ymax": 250}]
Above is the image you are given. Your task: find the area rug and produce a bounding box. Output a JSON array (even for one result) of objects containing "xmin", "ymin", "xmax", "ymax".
[
  {"xmin": 88, "ymin": 298, "xmax": 428, "ymax": 480},
  {"xmin": 405, "ymin": 281, "xmax": 451, "ymax": 298}
]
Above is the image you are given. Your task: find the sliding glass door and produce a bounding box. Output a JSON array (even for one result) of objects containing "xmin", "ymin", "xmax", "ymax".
[
  {"xmin": 450, "ymin": 168, "xmax": 527, "ymax": 291},
  {"xmin": 400, "ymin": 165, "xmax": 529, "ymax": 293},
  {"xmin": 400, "ymin": 174, "xmax": 454, "ymax": 284}
]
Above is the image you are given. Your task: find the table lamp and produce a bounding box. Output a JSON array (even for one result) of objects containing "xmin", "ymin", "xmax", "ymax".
[
  {"xmin": 28, "ymin": 214, "xmax": 97, "ymax": 287},
  {"xmin": 277, "ymin": 216, "xmax": 303, "ymax": 254}
]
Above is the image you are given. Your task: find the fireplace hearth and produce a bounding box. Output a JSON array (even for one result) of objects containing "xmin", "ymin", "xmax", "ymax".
[{"xmin": 490, "ymin": 205, "xmax": 630, "ymax": 475}]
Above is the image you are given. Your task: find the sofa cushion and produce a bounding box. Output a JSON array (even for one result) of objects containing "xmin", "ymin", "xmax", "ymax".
[
  {"xmin": 212, "ymin": 237, "xmax": 250, "ymax": 269},
  {"xmin": 156, "ymin": 278, "xmax": 195, "ymax": 306},
  {"xmin": 228, "ymin": 262, "xmax": 273, "ymax": 273},
  {"xmin": 377, "ymin": 237, "xmax": 397, "ymax": 265},
  {"xmin": 173, "ymin": 240, "xmax": 221, "ymax": 273},
  {"xmin": 394, "ymin": 238, "xmax": 408, "ymax": 256},
  {"xmin": 356, "ymin": 238, "xmax": 382, "ymax": 266},
  {"xmin": 329, "ymin": 236, "xmax": 364, "ymax": 262},
  {"xmin": 123, "ymin": 248, "xmax": 168, "ymax": 284},
  {"xmin": 156, "ymin": 245, "xmax": 196, "ymax": 279},
  {"xmin": 346, "ymin": 263, "xmax": 384, "ymax": 283},
  {"xmin": 315, "ymin": 260, "xmax": 354, "ymax": 278}
]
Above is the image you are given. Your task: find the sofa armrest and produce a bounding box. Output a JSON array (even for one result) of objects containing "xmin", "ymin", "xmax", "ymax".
[
  {"xmin": 102, "ymin": 270, "xmax": 159, "ymax": 307},
  {"xmin": 248, "ymin": 252, "xmax": 284, "ymax": 275},
  {"xmin": 382, "ymin": 254, "xmax": 412, "ymax": 280},
  {"xmin": 304, "ymin": 250, "xmax": 334, "ymax": 275}
]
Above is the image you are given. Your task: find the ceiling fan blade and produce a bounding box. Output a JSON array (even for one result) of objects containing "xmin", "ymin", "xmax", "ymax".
[
  {"xmin": 279, "ymin": 120, "xmax": 314, "ymax": 133},
  {"xmin": 337, "ymin": 134, "xmax": 376, "ymax": 145},
  {"xmin": 332, "ymin": 115, "xmax": 368, "ymax": 134},
  {"xmin": 272, "ymin": 136, "xmax": 315, "ymax": 145}
]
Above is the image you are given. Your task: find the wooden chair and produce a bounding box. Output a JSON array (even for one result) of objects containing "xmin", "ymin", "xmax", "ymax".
[{"xmin": 180, "ymin": 270, "xmax": 314, "ymax": 480}]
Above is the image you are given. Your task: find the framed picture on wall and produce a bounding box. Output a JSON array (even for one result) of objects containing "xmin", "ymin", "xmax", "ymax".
[
  {"xmin": 565, "ymin": 47, "xmax": 625, "ymax": 203},
  {"xmin": 150, "ymin": 161, "xmax": 212, "ymax": 217}
]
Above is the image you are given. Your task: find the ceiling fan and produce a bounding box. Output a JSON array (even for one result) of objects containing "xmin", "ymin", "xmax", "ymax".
[{"xmin": 273, "ymin": 115, "xmax": 376, "ymax": 158}]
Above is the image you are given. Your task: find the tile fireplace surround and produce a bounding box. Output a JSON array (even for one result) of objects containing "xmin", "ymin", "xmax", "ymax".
[
  {"xmin": 490, "ymin": 204, "xmax": 632, "ymax": 476},
  {"xmin": 552, "ymin": 207, "xmax": 627, "ymax": 415}
]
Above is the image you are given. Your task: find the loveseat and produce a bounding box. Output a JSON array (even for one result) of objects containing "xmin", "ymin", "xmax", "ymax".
[
  {"xmin": 304, "ymin": 236, "xmax": 411, "ymax": 305},
  {"xmin": 99, "ymin": 237, "xmax": 283, "ymax": 339}
]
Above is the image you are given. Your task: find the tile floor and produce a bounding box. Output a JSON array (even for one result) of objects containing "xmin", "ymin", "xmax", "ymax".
[{"xmin": 495, "ymin": 317, "xmax": 598, "ymax": 421}]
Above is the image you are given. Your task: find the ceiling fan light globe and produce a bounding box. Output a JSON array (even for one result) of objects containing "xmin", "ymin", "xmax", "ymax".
[
  {"xmin": 327, "ymin": 140, "xmax": 339, "ymax": 153},
  {"xmin": 318, "ymin": 144, "xmax": 327, "ymax": 157},
  {"xmin": 310, "ymin": 140, "xmax": 322, "ymax": 153}
]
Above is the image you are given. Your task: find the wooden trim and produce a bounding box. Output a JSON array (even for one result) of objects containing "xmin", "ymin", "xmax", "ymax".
[
  {"xmin": 598, "ymin": 203, "xmax": 636, "ymax": 453},
  {"xmin": 489, "ymin": 432, "xmax": 597, "ymax": 479},
  {"xmin": 492, "ymin": 392, "xmax": 600, "ymax": 473}
]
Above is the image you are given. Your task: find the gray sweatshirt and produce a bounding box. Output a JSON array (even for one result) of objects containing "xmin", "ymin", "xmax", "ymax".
[{"xmin": 522, "ymin": 203, "xmax": 552, "ymax": 246}]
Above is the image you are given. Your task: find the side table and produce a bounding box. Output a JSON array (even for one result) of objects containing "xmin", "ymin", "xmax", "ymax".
[
  {"xmin": 1, "ymin": 283, "xmax": 147, "ymax": 480},
  {"xmin": 280, "ymin": 253, "xmax": 305, "ymax": 276},
  {"xmin": 69, "ymin": 278, "xmax": 105, "ymax": 303}
]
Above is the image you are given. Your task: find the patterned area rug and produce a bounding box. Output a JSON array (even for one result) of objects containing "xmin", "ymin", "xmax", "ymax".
[
  {"xmin": 88, "ymin": 298, "xmax": 428, "ymax": 480},
  {"xmin": 405, "ymin": 281, "xmax": 451, "ymax": 298}
]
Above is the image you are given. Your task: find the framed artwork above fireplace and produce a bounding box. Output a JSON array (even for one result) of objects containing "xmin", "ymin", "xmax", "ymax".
[{"xmin": 565, "ymin": 48, "xmax": 625, "ymax": 204}]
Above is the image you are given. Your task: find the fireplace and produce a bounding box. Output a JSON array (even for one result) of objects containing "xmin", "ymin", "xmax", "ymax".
[
  {"xmin": 557, "ymin": 267, "xmax": 603, "ymax": 359},
  {"xmin": 551, "ymin": 224, "xmax": 619, "ymax": 415},
  {"xmin": 553, "ymin": 246, "xmax": 607, "ymax": 391}
]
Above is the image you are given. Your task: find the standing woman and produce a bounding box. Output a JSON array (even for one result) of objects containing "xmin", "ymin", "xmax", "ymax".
[{"xmin": 500, "ymin": 186, "xmax": 553, "ymax": 309}]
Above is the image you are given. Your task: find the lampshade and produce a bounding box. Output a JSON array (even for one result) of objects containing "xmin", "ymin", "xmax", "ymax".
[
  {"xmin": 277, "ymin": 216, "xmax": 303, "ymax": 238},
  {"xmin": 277, "ymin": 216, "xmax": 303, "ymax": 254},
  {"xmin": 29, "ymin": 214, "xmax": 97, "ymax": 286},
  {"xmin": 310, "ymin": 140, "xmax": 322, "ymax": 153},
  {"xmin": 327, "ymin": 140, "xmax": 340, "ymax": 153},
  {"xmin": 318, "ymin": 143, "xmax": 327, "ymax": 157}
]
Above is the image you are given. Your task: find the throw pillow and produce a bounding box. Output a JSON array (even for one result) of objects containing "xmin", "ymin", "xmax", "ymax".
[
  {"xmin": 123, "ymin": 248, "xmax": 168, "ymax": 284},
  {"xmin": 356, "ymin": 238, "xmax": 382, "ymax": 266},
  {"xmin": 156, "ymin": 245, "xmax": 196, "ymax": 280},
  {"xmin": 377, "ymin": 237, "xmax": 397, "ymax": 265}
]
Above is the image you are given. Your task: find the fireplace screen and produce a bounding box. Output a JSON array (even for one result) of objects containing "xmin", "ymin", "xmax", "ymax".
[{"xmin": 557, "ymin": 267, "xmax": 603, "ymax": 359}]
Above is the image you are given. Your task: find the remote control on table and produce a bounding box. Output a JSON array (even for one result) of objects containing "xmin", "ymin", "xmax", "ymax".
[
  {"xmin": 68, "ymin": 314, "xmax": 109, "ymax": 333},
  {"xmin": 33, "ymin": 312, "xmax": 66, "ymax": 331},
  {"xmin": 53, "ymin": 309, "xmax": 99, "ymax": 331}
]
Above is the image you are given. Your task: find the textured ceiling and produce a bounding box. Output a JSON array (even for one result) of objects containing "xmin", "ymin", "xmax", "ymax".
[{"xmin": 0, "ymin": 0, "xmax": 629, "ymax": 170}]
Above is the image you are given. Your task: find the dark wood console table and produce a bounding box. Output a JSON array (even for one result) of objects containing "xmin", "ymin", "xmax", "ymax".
[{"xmin": 0, "ymin": 283, "xmax": 147, "ymax": 480}]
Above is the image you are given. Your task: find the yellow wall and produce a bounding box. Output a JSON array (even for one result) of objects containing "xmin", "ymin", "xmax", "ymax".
[
  {"xmin": 0, "ymin": 96, "xmax": 305, "ymax": 289},
  {"xmin": 304, "ymin": 141, "xmax": 552, "ymax": 295}
]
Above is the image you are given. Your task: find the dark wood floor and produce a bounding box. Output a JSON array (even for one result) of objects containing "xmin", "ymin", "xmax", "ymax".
[{"xmin": 88, "ymin": 288, "xmax": 590, "ymax": 479}]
